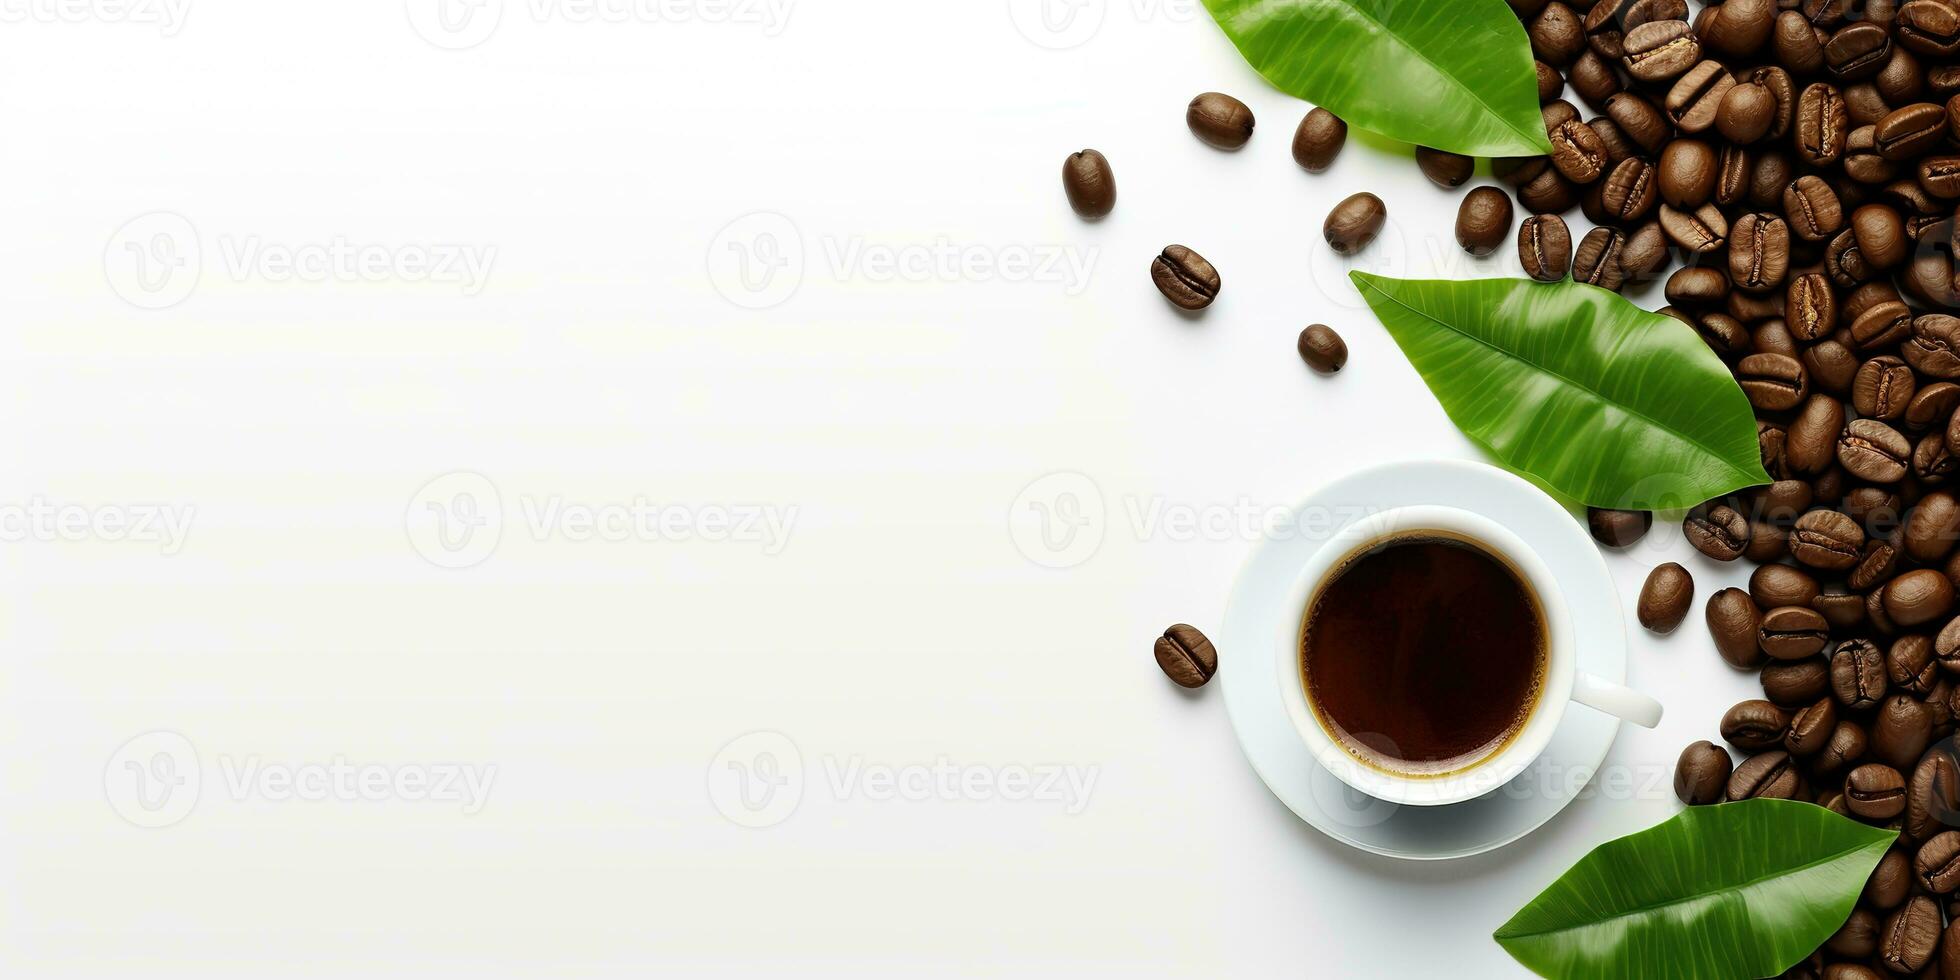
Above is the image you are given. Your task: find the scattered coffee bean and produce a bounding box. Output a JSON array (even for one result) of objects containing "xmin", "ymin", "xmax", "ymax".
[
  {"xmin": 1416, "ymin": 146, "xmax": 1474, "ymax": 188},
  {"xmin": 1887, "ymin": 568, "xmax": 1956, "ymax": 627},
  {"xmin": 1153, "ymin": 624, "xmax": 1217, "ymax": 688},
  {"xmin": 1297, "ymin": 324, "xmax": 1347, "ymax": 374},
  {"xmin": 1519, "ymin": 214, "xmax": 1573, "ymax": 282},
  {"xmin": 1685, "ymin": 503, "xmax": 1751, "ymax": 561},
  {"xmin": 1729, "ymin": 748, "xmax": 1800, "ymax": 800},
  {"xmin": 1638, "ymin": 562, "xmax": 1694, "ymax": 633},
  {"xmin": 1881, "ymin": 896, "xmax": 1943, "ymax": 974},
  {"xmin": 1186, "ymin": 92, "xmax": 1254, "ymax": 150},
  {"xmin": 1760, "ymin": 606, "xmax": 1832, "ymax": 661},
  {"xmin": 1675, "ymin": 740, "xmax": 1732, "ymax": 805},
  {"xmin": 1849, "ymin": 762, "xmax": 1911, "ymax": 818},
  {"xmin": 1456, "ymin": 187, "xmax": 1514, "ymax": 256},
  {"xmin": 1150, "ymin": 246, "xmax": 1220, "ymax": 311},
  {"xmin": 1710, "ymin": 588, "xmax": 1767, "ymax": 669},
  {"xmin": 1587, "ymin": 507, "xmax": 1650, "ymax": 547},
  {"xmin": 1292, "ymin": 108, "xmax": 1346, "ymax": 173},
  {"xmin": 1324, "ymin": 193, "xmax": 1386, "ymax": 255},
  {"xmin": 1061, "ymin": 150, "xmax": 1116, "ymax": 220}
]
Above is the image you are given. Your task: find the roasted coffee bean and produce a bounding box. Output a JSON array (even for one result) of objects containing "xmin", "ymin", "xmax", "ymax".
[
  {"xmin": 1703, "ymin": 0, "xmax": 1776, "ymax": 58},
  {"xmin": 1751, "ymin": 320, "xmax": 1801, "ymax": 360},
  {"xmin": 1853, "ymin": 204, "xmax": 1911, "ymax": 268},
  {"xmin": 1848, "ymin": 762, "xmax": 1911, "ymax": 818},
  {"xmin": 1874, "ymin": 694, "xmax": 1935, "ymax": 770},
  {"xmin": 1728, "ymin": 748, "xmax": 1800, "ymax": 800},
  {"xmin": 1519, "ymin": 214, "xmax": 1573, "ymax": 282},
  {"xmin": 1151, "ymin": 246, "xmax": 1221, "ymax": 311},
  {"xmin": 1533, "ymin": 2, "xmax": 1588, "ymax": 65},
  {"xmin": 1711, "ymin": 587, "xmax": 1768, "ymax": 668},
  {"xmin": 1666, "ymin": 265, "xmax": 1727, "ymax": 305},
  {"xmin": 1786, "ymin": 274, "xmax": 1839, "ymax": 341},
  {"xmin": 1765, "ymin": 656, "xmax": 1833, "ymax": 707},
  {"xmin": 1588, "ymin": 507, "xmax": 1651, "ymax": 547},
  {"xmin": 1639, "ymin": 562, "xmax": 1694, "ymax": 633},
  {"xmin": 1851, "ymin": 537, "xmax": 1903, "ymax": 592},
  {"xmin": 1686, "ymin": 503, "xmax": 1752, "ymax": 561},
  {"xmin": 1456, "ymin": 187, "xmax": 1514, "ymax": 256},
  {"xmin": 1606, "ymin": 92, "xmax": 1673, "ymax": 153},
  {"xmin": 1910, "ymin": 748, "xmax": 1960, "ymax": 839},
  {"xmin": 1658, "ymin": 139, "xmax": 1717, "ymax": 207},
  {"xmin": 1871, "ymin": 847, "xmax": 1915, "ymax": 909},
  {"xmin": 1548, "ymin": 120, "xmax": 1608, "ymax": 183},
  {"xmin": 1731, "ymin": 212, "xmax": 1792, "ymax": 292},
  {"xmin": 1901, "ymin": 0, "xmax": 1960, "ymax": 58},
  {"xmin": 1762, "ymin": 421, "xmax": 1792, "ymax": 480},
  {"xmin": 1879, "ymin": 896, "xmax": 1942, "ymax": 974},
  {"xmin": 1829, "ymin": 908, "xmax": 1882, "ymax": 958},
  {"xmin": 1617, "ymin": 221, "xmax": 1669, "ymax": 285},
  {"xmin": 1573, "ymin": 226, "xmax": 1627, "ymax": 289},
  {"xmin": 1535, "ymin": 60, "xmax": 1563, "ymax": 104},
  {"xmin": 1893, "ymin": 635, "xmax": 1942, "ymax": 695},
  {"xmin": 1186, "ymin": 92, "xmax": 1255, "ymax": 149},
  {"xmin": 1297, "ymin": 324, "xmax": 1347, "ymax": 374},
  {"xmin": 1569, "ymin": 50, "xmax": 1625, "ymax": 109},
  {"xmin": 1818, "ymin": 719, "xmax": 1870, "ymax": 775},
  {"xmin": 1835, "ymin": 638, "xmax": 1891, "ymax": 710},
  {"xmin": 1753, "ymin": 564, "xmax": 1822, "ymax": 610},
  {"xmin": 1888, "ymin": 568, "xmax": 1956, "ymax": 626},
  {"xmin": 1324, "ymin": 193, "xmax": 1386, "ymax": 255},
  {"xmin": 1879, "ymin": 102, "xmax": 1951, "ymax": 160},
  {"xmin": 1738, "ymin": 353, "xmax": 1811, "ymax": 411},
  {"xmin": 1793, "ymin": 508, "xmax": 1869, "ymax": 570},
  {"xmin": 1907, "ymin": 314, "xmax": 1960, "ymax": 378},
  {"xmin": 1799, "ymin": 82, "xmax": 1851, "ymax": 166},
  {"xmin": 1599, "ymin": 158, "xmax": 1659, "ymax": 222},
  {"xmin": 1292, "ymin": 108, "xmax": 1347, "ymax": 173},
  {"xmin": 1719, "ymin": 82, "xmax": 1778, "ymax": 143},
  {"xmin": 1924, "ymin": 154, "xmax": 1960, "ymax": 197},
  {"xmin": 1787, "ymin": 175, "xmax": 1847, "ymax": 241},
  {"xmin": 1519, "ymin": 168, "xmax": 1577, "ymax": 214},
  {"xmin": 1817, "ymin": 590, "xmax": 1872, "ymax": 633},
  {"xmin": 1675, "ymin": 739, "xmax": 1732, "ymax": 804},
  {"xmin": 1841, "ymin": 418, "xmax": 1913, "ymax": 483},
  {"xmin": 1914, "ymin": 383, "xmax": 1960, "ymax": 429},
  {"xmin": 1844, "ymin": 486, "xmax": 1907, "ymax": 531},
  {"xmin": 1855, "ymin": 356, "xmax": 1918, "ymax": 419},
  {"xmin": 1588, "ymin": 118, "xmax": 1637, "ymax": 168},
  {"xmin": 1154, "ymin": 624, "xmax": 1218, "ymax": 687},
  {"xmin": 1846, "ymin": 123, "xmax": 1902, "ymax": 183},
  {"xmin": 1668, "ymin": 60, "xmax": 1738, "ymax": 133},
  {"xmin": 1854, "ymin": 301, "xmax": 1916, "ymax": 350},
  {"xmin": 1061, "ymin": 150, "xmax": 1116, "ymax": 219},
  {"xmin": 1744, "ymin": 519, "xmax": 1790, "ymax": 562},
  {"xmin": 1827, "ymin": 227, "xmax": 1876, "ymax": 287},
  {"xmin": 1791, "ymin": 395, "xmax": 1849, "ymax": 473},
  {"xmin": 1910, "ymin": 492, "xmax": 1960, "ymax": 564},
  {"xmin": 1760, "ymin": 605, "xmax": 1832, "ymax": 660},
  {"xmin": 1731, "ymin": 144, "xmax": 1768, "ymax": 207},
  {"xmin": 1416, "ymin": 146, "xmax": 1475, "ymax": 188},
  {"xmin": 1919, "ymin": 831, "xmax": 1960, "ymax": 892},
  {"xmin": 1661, "ymin": 202, "xmax": 1731, "ymax": 252},
  {"xmin": 1623, "ymin": 19, "xmax": 1701, "ymax": 81},
  {"xmin": 1777, "ymin": 11, "xmax": 1828, "ymax": 75},
  {"xmin": 1829, "ymin": 22, "xmax": 1895, "ymax": 81},
  {"xmin": 1699, "ymin": 311, "xmax": 1755, "ymax": 359},
  {"xmin": 1787, "ymin": 697, "xmax": 1839, "ymax": 755},
  {"xmin": 1915, "ymin": 429, "xmax": 1958, "ymax": 484}
]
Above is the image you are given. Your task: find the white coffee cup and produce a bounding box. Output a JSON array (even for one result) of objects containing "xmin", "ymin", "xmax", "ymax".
[{"xmin": 1274, "ymin": 504, "xmax": 1663, "ymax": 807}]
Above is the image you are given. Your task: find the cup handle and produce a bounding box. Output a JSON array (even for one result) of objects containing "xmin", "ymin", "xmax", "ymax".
[{"xmin": 1572, "ymin": 671, "xmax": 1664, "ymax": 729}]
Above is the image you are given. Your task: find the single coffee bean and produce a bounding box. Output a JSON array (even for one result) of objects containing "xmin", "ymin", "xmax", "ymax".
[
  {"xmin": 1828, "ymin": 22, "xmax": 1895, "ymax": 81},
  {"xmin": 1660, "ymin": 202, "xmax": 1731, "ymax": 254},
  {"xmin": 1606, "ymin": 91, "xmax": 1672, "ymax": 153},
  {"xmin": 1752, "ymin": 564, "xmax": 1821, "ymax": 610},
  {"xmin": 1297, "ymin": 324, "xmax": 1347, "ymax": 374},
  {"xmin": 1910, "ymin": 748, "xmax": 1960, "ymax": 839},
  {"xmin": 1851, "ymin": 537, "xmax": 1903, "ymax": 592},
  {"xmin": 1061, "ymin": 150, "xmax": 1116, "ymax": 220},
  {"xmin": 1873, "ymin": 694, "xmax": 1935, "ymax": 770},
  {"xmin": 1798, "ymin": 82, "xmax": 1851, "ymax": 166},
  {"xmin": 1849, "ymin": 762, "xmax": 1911, "ymax": 818},
  {"xmin": 1776, "ymin": 11, "xmax": 1827, "ymax": 75},
  {"xmin": 1853, "ymin": 203, "xmax": 1910, "ymax": 269},
  {"xmin": 1616, "ymin": 221, "xmax": 1669, "ymax": 285},
  {"xmin": 1547, "ymin": 120, "xmax": 1608, "ymax": 183},
  {"xmin": 1901, "ymin": 0, "xmax": 1960, "ymax": 58},
  {"xmin": 1638, "ymin": 562, "xmax": 1694, "ymax": 633},
  {"xmin": 1668, "ymin": 60, "xmax": 1737, "ymax": 133},
  {"xmin": 1845, "ymin": 127, "xmax": 1900, "ymax": 185},
  {"xmin": 1151, "ymin": 246, "xmax": 1221, "ymax": 311},
  {"xmin": 1855, "ymin": 302, "xmax": 1917, "ymax": 351},
  {"xmin": 1828, "ymin": 908, "xmax": 1882, "ymax": 959},
  {"xmin": 1759, "ymin": 605, "xmax": 1832, "ymax": 660},
  {"xmin": 1666, "ymin": 264, "xmax": 1727, "ymax": 305},
  {"xmin": 1532, "ymin": 2, "xmax": 1588, "ymax": 65},
  {"xmin": 1416, "ymin": 146, "xmax": 1474, "ymax": 188},
  {"xmin": 1787, "ymin": 697, "xmax": 1839, "ymax": 755},
  {"xmin": 1535, "ymin": 60, "xmax": 1562, "ymax": 104},
  {"xmin": 1703, "ymin": 0, "xmax": 1775, "ymax": 58},
  {"xmin": 1815, "ymin": 589, "xmax": 1869, "ymax": 632},
  {"xmin": 1153, "ymin": 624, "xmax": 1218, "ymax": 687},
  {"xmin": 1761, "ymin": 421, "xmax": 1791, "ymax": 480},
  {"xmin": 1573, "ymin": 227, "xmax": 1627, "ymax": 290},
  {"xmin": 1728, "ymin": 749, "xmax": 1799, "ymax": 800},
  {"xmin": 1892, "ymin": 634, "xmax": 1942, "ymax": 695},
  {"xmin": 1674, "ymin": 740, "xmax": 1732, "ymax": 804},
  {"xmin": 1517, "ymin": 165, "xmax": 1579, "ymax": 212},
  {"xmin": 1657, "ymin": 138, "xmax": 1717, "ymax": 207},
  {"xmin": 1710, "ymin": 587, "xmax": 1767, "ymax": 669},
  {"xmin": 1911, "ymin": 383, "xmax": 1960, "ymax": 429},
  {"xmin": 1818, "ymin": 719, "xmax": 1870, "ymax": 775},
  {"xmin": 1879, "ymin": 896, "xmax": 1942, "ymax": 974},
  {"xmin": 1855, "ymin": 355, "xmax": 1918, "ymax": 420},
  {"xmin": 1599, "ymin": 158, "xmax": 1658, "ymax": 222},
  {"xmin": 1730, "ymin": 212, "xmax": 1792, "ymax": 292},
  {"xmin": 1697, "ymin": 311, "xmax": 1754, "ymax": 359},
  {"xmin": 1888, "ymin": 568, "xmax": 1956, "ymax": 626},
  {"xmin": 1841, "ymin": 418, "xmax": 1913, "ymax": 483},
  {"xmin": 1737, "ymin": 353, "xmax": 1810, "ymax": 411},
  {"xmin": 1568, "ymin": 49, "xmax": 1625, "ymax": 109},
  {"xmin": 1915, "ymin": 429, "xmax": 1959, "ymax": 485},
  {"xmin": 1785, "ymin": 274, "xmax": 1838, "ymax": 341},
  {"xmin": 1907, "ymin": 492, "xmax": 1960, "ymax": 561},
  {"xmin": 1324, "ymin": 193, "xmax": 1386, "ymax": 255},
  {"xmin": 1292, "ymin": 108, "xmax": 1346, "ymax": 173},
  {"xmin": 1764, "ymin": 656, "xmax": 1833, "ymax": 708},
  {"xmin": 1870, "ymin": 847, "xmax": 1914, "ymax": 910},
  {"xmin": 1455, "ymin": 187, "xmax": 1514, "ymax": 257},
  {"xmin": 1879, "ymin": 101, "xmax": 1952, "ymax": 160},
  {"xmin": 1907, "ymin": 314, "xmax": 1960, "ymax": 378},
  {"xmin": 1750, "ymin": 320, "xmax": 1799, "ymax": 360},
  {"xmin": 1719, "ymin": 82, "xmax": 1777, "ymax": 143},
  {"xmin": 1624, "ymin": 19, "xmax": 1701, "ymax": 81},
  {"xmin": 1686, "ymin": 504, "xmax": 1751, "ymax": 561},
  {"xmin": 1835, "ymin": 638, "xmax": 1891, "ymax": 710},
  {"xmin": 1785, "ymin": 175, "xmax": 1846, "ymax": 242},
  {"xmin": 1742, "ymin": 519, "xmax": 1789, "ymax": 563},
  {"xmin": 1186, "ymin": 93, "xmax": 1254, "ymax": 150},
  {"xmin": 1587, "ymin": 507, "xmax": 1650, "ymax": 547},
  {"xmin": 1789, "ymin": 395, "xmax": 1848, "ymax": 472},
  {"xmin": 1518, "ymin": 214, "xmax": 1573, "ymax": 282},
  {"xmin": 1793, "ymin": 508, "xmax": 1868, "ymax": 570},
  {"xmin": 1919, "ymin": 831, "xmax": 1960, "ymax": 893},
  {"xmin": 1844, "ymin": 486, "xmax": 1907, "ymax": 531}
]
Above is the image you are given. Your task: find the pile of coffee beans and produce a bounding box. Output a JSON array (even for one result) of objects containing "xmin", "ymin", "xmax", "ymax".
[{"xmin": 1495, "ymin": 0, "xmax": 1960, "ymax": 973}]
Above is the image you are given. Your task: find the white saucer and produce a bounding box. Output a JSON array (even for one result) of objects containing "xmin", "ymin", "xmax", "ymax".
[{"xmin": 1219, "ymin": 459, "xmax": 1627, "ymax": 861}]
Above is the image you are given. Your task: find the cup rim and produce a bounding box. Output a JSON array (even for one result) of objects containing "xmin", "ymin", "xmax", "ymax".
[{"xmin": 1275, "ymin": 504, "xmax": 1576, "ymax": 807}]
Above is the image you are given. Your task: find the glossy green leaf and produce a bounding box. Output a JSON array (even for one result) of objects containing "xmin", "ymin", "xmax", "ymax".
[
  {"xmin": 1495, "ymin": 801, "xmax": 1896, "ymax": 979},
  {"xmin": 1198, "ymin": 0, "xmax": 1551, "ymax": 156},
  {"xmin": 1351, "ymin": 273, "xmax": 1770, "ymax": 510}
]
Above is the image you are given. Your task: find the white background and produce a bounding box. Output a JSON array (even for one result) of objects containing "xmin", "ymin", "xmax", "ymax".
[{"xmin": 0, "ymin": 0, "xmax": 1766, "ymax": 976}]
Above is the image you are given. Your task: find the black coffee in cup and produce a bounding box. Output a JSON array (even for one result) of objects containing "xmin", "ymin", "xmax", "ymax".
[{"xmin": 1300, "ymin": 533, "xmax": 1548, "ymax": 777}]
